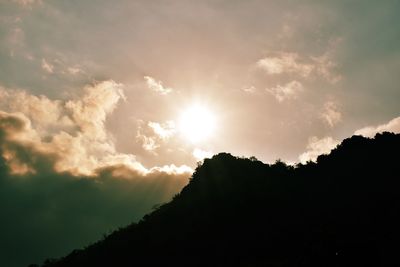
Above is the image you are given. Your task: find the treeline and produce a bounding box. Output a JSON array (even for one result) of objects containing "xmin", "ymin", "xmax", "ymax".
[{"xmin": 36, "ymin": 132, "xmax": 400, "ymax": 266}]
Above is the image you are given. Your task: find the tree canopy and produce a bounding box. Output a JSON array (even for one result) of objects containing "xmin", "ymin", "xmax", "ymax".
[{"xmin": 38, "ymin": 132, "xmax": 400, "ymax": 266}]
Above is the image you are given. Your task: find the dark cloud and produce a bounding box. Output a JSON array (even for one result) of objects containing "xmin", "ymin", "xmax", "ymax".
[
  {"xmin": 0, "ymin": 138, "xmax": 189, "ymax": 267},
  {"xmin": 0, "ymin": 86, "xmax": 191, "ymax": 267}
]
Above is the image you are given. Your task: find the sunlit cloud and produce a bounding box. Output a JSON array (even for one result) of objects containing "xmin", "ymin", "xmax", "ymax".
[
  {"xmin": 192, "ymin": 148, "xmax": 213, "ymax": 161},
  {"xmin": 266, "ymin": 80, "xmax": 303, "ymax": 102},
  {"xmin": 65, "ymin": 80, "xmax": 126, "ymax": 141},
  {"xmin": 299, "ymin": 136, "xmax": 340, "ymax": 163},
  {"xmin": 67, "ymin": 66, "xmax": 84, "ymax": 75},
  {"xmin": 0, "ymin": 86, "xmax": 69, "ymax": 132},
  {"xmin": 321, "ymin": 101, "xmax": 342, "ymax": 128},
  {"xmin": 354, "ymin": 116, "xmax": 400, "ymax": 137},
  {"xmin": 136, "ymin": 120, "xmax": 177, "ymax": 153},
  {"xmin": 41, "ymin": 58, "xmax": 54, "ymax": 73},
  {"xmin": 144, "ymin": 76, "xmax": 173, "ymax": 95},
  {"xmin": 147, "ymin": 164, "xmax": 193, "ymax": 177},
  {"xmin": 0, "ymin": 139, "xmax": 190, "ymax": 267},
  {"xmin": 256, "ymin": 48, "xmax": 341, "ymax": 84},
  {"xmin": 300, "ymin": 115, "xmax": 400, "ymax": 164},
  {"xmin": 0, "ymin": 82, "xmax": 193, "ymax": 264},
  {"xmin": 41, "ymin": 57, "xmax": 86, "ymax": 77},
  {"xmin": 0, "ymin": 81, "xmax": 191, "ymax": 176},
  {"xmin": 137, "ymin": 134, "xmax": 159, "ymax": 152},
  {"xmin": 257, "ymin": 52, "xmax": 313, "ymax": 77},
  {"xmin": 148, "ymin": 121, "xmax": 176, "ymax": 141},
  {"xmin": 242, "ymin": 85, "xmax": 256, "ymax": 94}
]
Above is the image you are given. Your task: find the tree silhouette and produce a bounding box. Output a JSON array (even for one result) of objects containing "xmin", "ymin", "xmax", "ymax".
[{"xmin": 37, "ymin": 132, "xmax": 400, "ymax": 266}]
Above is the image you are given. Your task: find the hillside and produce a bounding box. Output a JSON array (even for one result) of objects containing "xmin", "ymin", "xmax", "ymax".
[{"xmin": 37, "ymin": 132, "xmax": 400, "ymax": 266}]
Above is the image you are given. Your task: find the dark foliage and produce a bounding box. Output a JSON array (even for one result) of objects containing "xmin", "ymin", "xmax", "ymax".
[{"xmin": 38, "ymin": 132, "xmax": 400, "ymax": 266}]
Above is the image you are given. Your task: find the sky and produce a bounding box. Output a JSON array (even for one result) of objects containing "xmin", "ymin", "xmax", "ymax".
[{"xmin": 1, "ymin": 0, "xmax": 400, "ymax": 266}]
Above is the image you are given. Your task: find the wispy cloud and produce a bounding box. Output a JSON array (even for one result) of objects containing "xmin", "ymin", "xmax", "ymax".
[
  {"xmin": 312, "ymin": 53, "xmax": 342, "ymax": 84},
  {"xmin": 299, "ymin": 136, "xmax": 340, "ymax": 163},
  {"xmin": 242, "ymin": 85, "xmax": 256, "ymax": 94},
  {"xmin": 148, "ymin": 121, "xmax": 176, "ymax": 140},
  {"xmin": 256, "ymin": 48, "xmax": 341, "ymax": 83},
  {"xmin": 144, "ymin": 76, "xmax": 173, "ymax": 95},
  {"xmin": 67, "ymin": 66, "xmax": 84, "ymax": 75},
  {"xmin": 266, "ymin": 80, "xmax": 303, "ymax": 102},
  {"xmin": 40, "ymin": 56, "xmax": 86, "ymax": 76},
  {"xmin": 354, "ymin": 116, "xmax": 400, "ymax": 137},
  {"xmin": 257, "ymin": 52, "xmax": 313, "ymax": 77},
  {"xmin": 300, "ymin": 115, "xmax": 400, "ymax": 163},
  {"xmin": 41, "ymin": 58, "xmax": 54, "ymax": 73},
  {"xmin": 321, "ymin": 101, "xmax": 342, "ymax": 128},
  {"xmin": 136, "ymin": 120, "xmax": 176, "ymax": 153},
  {"xmin": 136, "ymin": 122, "xmax": 160, "ymax": 153}
]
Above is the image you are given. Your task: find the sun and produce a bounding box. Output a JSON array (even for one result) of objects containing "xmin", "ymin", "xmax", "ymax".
[{"xmin": 179, "ymin": 104, "xmax": 216, "ymax": 143}]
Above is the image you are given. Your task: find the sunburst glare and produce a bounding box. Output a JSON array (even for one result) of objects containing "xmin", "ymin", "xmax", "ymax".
[{"xmin": 178, "ymin": 104, "xmax": 217, "ymax": 143}]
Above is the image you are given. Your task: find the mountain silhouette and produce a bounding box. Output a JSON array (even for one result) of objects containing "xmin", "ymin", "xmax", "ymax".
[{"xmin": 35, "ymin": 132, "xmax": 400, "ymax": 267}]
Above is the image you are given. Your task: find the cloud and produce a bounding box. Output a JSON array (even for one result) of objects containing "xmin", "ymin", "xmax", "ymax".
[
  {"xmin": 354, "ymin": 116, "xmax": 400, "ymax": 137},
  {"xmin": 137, "ymin": 134, "xmax": 159, "ymax": 152},
  {"xmin": 0, "ymin": 153, "xmax": 190, "ymax": 267},
  {"xmin": 321, "ymin": 101, "xmax": 342, "ymax": 127},
  {"xmin": 256, "ymin": 49, "xmax": 341, "ymax": 83},
  {"xmin": 41, "ymin": 58, "xmax": 54, "ymax": 73},
  {"xmin": 266, "ymin": 80, "xmax": 303, "ymax": 102},
  {"xmin": 39, "ymin": 56, "xmax": 86, "ymax": 77},
  {"xmin": 148, "ymin": 121, "xmax": 176, "ymax": 140},
  {"xmin": 0, "ymin": 81, "xmax": 192, "ymax": 266},
  {"xmin": 67, "ymin": 66, "xmax": 84, "ymax": 75},
  {"xmin": 312, "ymin": 53, "xmax": 342, "ymax": 84},
  {"xmin": 136, "ymin": 120, "xmax": 177, "ymax": 153},
  {"xmin": 144, "ymin": 76, "xmax": 173, "ymax": 95},
  {"xmin": 257, "ymin": 52, "xmax": 314, "ymax": 77},
  {"xmin": 66, "ymin": 80, "xmax": 125, "ymax": 140},
  {"xmin": 192, "ymin": 148, "xmax": 213, "ymax": 161},
  {"xmin": 299, "ymin": 116, "xmax": 400, "ymax": 164},
  {"xmin": 299, "ymin": 136, "xmax": 340, "ymax": 163},
  {"xmin": 0, "ymin": 81, "xmax": 191, "ymax": 176},
  {"xmin": 136, "ymin": 120, "xmax": 158, "ymax": 153},
  {"xmin": 242, "ymin": 85, "xmax": 256, "ymax": 94},
  {"xmin": 0, "ymin": 86, "xmax": 67, "ymax": 132}
]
